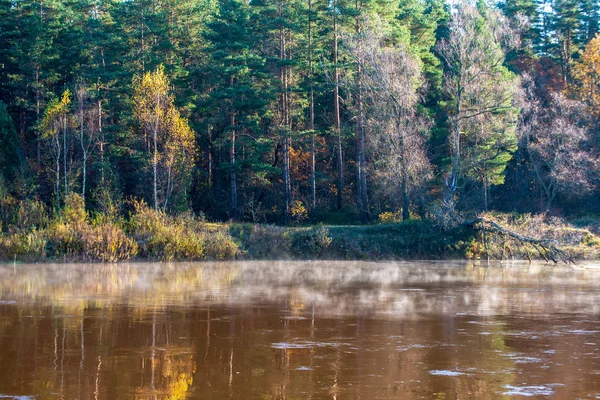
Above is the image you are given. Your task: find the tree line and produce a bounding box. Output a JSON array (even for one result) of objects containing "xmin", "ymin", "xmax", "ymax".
[{"xmin": 0, "ymin": 0, "xmax": 599, "ymax": 226}]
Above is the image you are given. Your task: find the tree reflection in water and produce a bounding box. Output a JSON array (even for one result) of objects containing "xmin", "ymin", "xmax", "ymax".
[{"xmin": 0, "ymin": 261, "xmax": 600, "ymax": 399}]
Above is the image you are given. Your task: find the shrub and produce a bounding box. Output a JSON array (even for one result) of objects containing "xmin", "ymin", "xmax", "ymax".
[
  {"xmin": 291, "ymin": 226, "xmax": 332, "ymax": 257},
  {"xmin": 82, "ymin": 223, "xmax": 138, "ymax": 262},
  {"xmin": 204, "ymin": 230, "xmax": 238, "ymax": 260},
  {"xmin": 16, "ymin": 199, "xmax": 49, "ymax": 232},
  {"xmin": 62, "ymin": 193, "xmax": 87, "ymax": 227},
  {"xmin": 244, "ymin": 225, "xmax": 291, "ymax": 259},
  {"xmin": 0, "ymin": 197, "xmax": 48, "ymax": 233},
  {"xmin": 0, "ymin": 230, "xmax": 47, "ymax": 261},
  {"xmin": 46, "ymin": 222, "xmax": 85, "ymax": 259},
  {"xmin": 128, "ymin": 200, "xmax": 215, "ymax": 261}
]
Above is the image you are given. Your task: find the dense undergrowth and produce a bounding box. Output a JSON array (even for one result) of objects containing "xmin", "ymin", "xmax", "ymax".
[{"xmin": 1, "ymin": 194, "xmax": 599, "ymax": 262}]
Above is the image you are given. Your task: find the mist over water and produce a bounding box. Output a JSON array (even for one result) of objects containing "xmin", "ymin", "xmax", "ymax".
[{"xmin": 1, "ymin": 261, "xmax": 599, "ymax": 399}]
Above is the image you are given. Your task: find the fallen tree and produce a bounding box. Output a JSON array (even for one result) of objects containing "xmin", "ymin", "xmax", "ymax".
[{"xmin": 465, "ymin": 216, "xmax": 575, "ymax": 264}]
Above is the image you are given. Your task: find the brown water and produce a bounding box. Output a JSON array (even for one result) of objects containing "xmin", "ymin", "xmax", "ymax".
[{"xmin": 1, "ymin": 261, "xmax": 600, "ymax": 399}]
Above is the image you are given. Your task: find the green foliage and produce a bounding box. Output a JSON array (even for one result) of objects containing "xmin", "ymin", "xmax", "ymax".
[
  {"xmin": 0, "ymin": 101, "xmax": 23, "ymax": 184},
  {"xmin": 0, "ymin": 0, "xmax": 599, "ymax": 233},
  {"xmin": 243, "ymin": 225, "xmax": 292, "ymax": 259},
  {"xmin": 290, "ymin": 226, "xmax": 332, "ymax": 257}
]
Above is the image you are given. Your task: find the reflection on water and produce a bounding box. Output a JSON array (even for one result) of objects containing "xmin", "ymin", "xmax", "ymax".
[{"xmin": 0, "ymin": 261, "xmax": 600, "ymax": 399}]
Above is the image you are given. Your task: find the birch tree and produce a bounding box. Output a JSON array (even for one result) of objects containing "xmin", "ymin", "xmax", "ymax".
[
  {"xmin": 133, "ymin": 65, "xmax": 196, "ymax": 212},
  {"xmin": 76, "ymin": 84, "xmax": 101, "ymax": 207},
  {"xmin": 40, "ymin": 90, "xmax": 71, "ymax": 209}
]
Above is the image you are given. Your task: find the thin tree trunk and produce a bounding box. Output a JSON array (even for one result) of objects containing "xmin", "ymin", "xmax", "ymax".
[
  {"xmin": 230, "ymin": 111, "xmax": 237, "ymax": 221},
  {"xmin": 82, "ymin": 150, "xmax": 87, "ymax": 205},
  {"xmin": 308, "ymin": 0, "xmax": 316, "ymax": 219},
  {"xmin": 79, "ymin": 90, "xmax": 86, "ymax": 205},
  {"xmin": 55, "ymin": 131, "xmax": 60, "ymax": 209},
  {"xmin": 483, "ymin": 178, "xmax": 488, "ymax": 211},
  {"xmin": 63, "ymin": 115, "xmax": 68, "ymax": 198},
  {"xmin": 451, "ymin": 88, "xmax": 461, "ymax": 192},
  {"xmin": 355, "ymin": 0, "xmax": 368, "ymax": 222},
  {"xmin": 333, "ymin": 1, "xmax": 343, "ymax": 210},
  {"xmin": 99, "ymin": 100, "xmax": 104, "ymax": 184},
  {"xmin": 208, "ymin": 145, "xmax": 213, "ymax": 188},
  {"xmin": 356, "ymin": 70, "xmax": 368, "ymax": 221},
  {"xmin": 280, "ymin": 2, "xmax": 291, "ymax": 224},
  {"xmin": 400, "ymin": 125, "xmax": 409, "ymax": 221},
  {"xmin": 163, "ymin": 165, "xmax": 172, "ymax": 213},
  {"xmin": 444, "ymin": 83, "xmax": 462, "ymax": 213},
  {"xmin": 36, "ymin": 67, "xmax": 41, "ymax": 168},
  {"xmin": 402, "ymin": 176, "xmax": 409, "ymax": 221},
  {"xmin": 153, "ymin": 98, "xmax": 160, "ymax": 212}
]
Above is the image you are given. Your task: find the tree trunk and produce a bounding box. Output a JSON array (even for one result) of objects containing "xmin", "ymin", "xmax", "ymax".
[
  {"xmin": 355, "ymin": 0, "xmax": 368, "ymax": 222},
  {"xmin": 63, "ymin": 115, "xmax": 68, "ymax": 198},
  {"xmin": 333, "ymin": 0, "xmax": 343, "ymax": 210},
  {"xmin": 82, "ymin": 150, "xmax": 87, "ymax": 205},
  {"xmin": 444, "ymin": 84, "xmax": 462, "ymax": 214},
  {"xmin": 230, "ymin": 111, "xmax": 237, "ymax": 221},
  {"xmin": 483, "ymin": 178, "xmax": 488, "ymax": 211},
  {"xmin": 55, "ymin": 131, "xmax": 61, "ymax": 209},
  {"xmin": 153, "ymin": 99, "xmax": 159, "ymax": 212},
  {"xmin": 400, "ymin": 127, "xmax": 409, "ymax": 221},
  {"xmin": 280, "ymin": 3, "xmax": 291, "ymax": 224},
  {"xmin": 356, "ymin": 71, "xmax": 368, "ymax": 222},
  {"xmin": 98, "ymin": 100, "xmax": 104, "ymax": 184},
  {"xmin": 79, "ymin": 92, "xmax": 86, "ymax": 206},
  {"xmin": 163, "ymin": 165, "xmax": 172, "ymax": 213},
  {"xmin": 402, "ymin": 176, "xmax": 409, "ymax": 221},
  {"xmin": 208, "ymin": 144, "xmax": 213, "ymax": 188},
  {"xmin": 36, "ymin": 67, "xmax": 41, "ymax": 168},
  {"xmin": 308, "ymin": 0, "xmax": 316, "ymax": 219}
]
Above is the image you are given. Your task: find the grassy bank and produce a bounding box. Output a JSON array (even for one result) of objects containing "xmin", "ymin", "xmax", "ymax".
[{"xmin": 1, "ymin": 194, "xmax": 599, "ymax": 263}]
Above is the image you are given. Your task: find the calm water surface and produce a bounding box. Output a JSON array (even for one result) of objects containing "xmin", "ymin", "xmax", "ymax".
[{"xmin": 1, "ymin": 261, "xmax": 600, "ymax": 399}]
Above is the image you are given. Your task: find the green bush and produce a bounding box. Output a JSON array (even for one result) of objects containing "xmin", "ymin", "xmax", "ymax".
[
  {"xmin": 291, "ymin": 226, "xmax": 332, "ymax": 257},
  {"xmin": 244, "ymin": 225, "xmax": 291, "ymax": 259}
]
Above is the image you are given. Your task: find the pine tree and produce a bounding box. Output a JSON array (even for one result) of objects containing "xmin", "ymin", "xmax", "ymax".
[{"xmin": 202, "ymin": 0, "xmax": 272, "ymax": 220}]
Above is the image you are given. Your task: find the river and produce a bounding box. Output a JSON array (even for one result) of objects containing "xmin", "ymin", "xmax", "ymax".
[{"xmin": 0, "ymin": 261, "xmax": 599, "ymax": 399}]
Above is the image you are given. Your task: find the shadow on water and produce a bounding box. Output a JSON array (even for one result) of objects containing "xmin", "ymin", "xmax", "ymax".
[{"xmin": 1, "ymin": 260, "xmax": 600, "ymax": 399}]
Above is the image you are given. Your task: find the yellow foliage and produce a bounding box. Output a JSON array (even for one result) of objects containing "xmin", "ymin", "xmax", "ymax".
[
  {"xmin": 133, "ymin": 65, "xmax": 170, "ymax": 132},
  {"xmin": 40, "ymin": 89, "xmax": 71, "ymax": 139},
  {"xmin": 132, "ymin": 65, "xmax": 196, "ymax": 209},
  {"xmin": 571, "ymin": 34, "xmax": 600, "ymax": 117},
  {"xmin": 378, "ymin": 210, "xmax": 403, "ymax": 223},
  {"xmin": 291, "ymin": 200, "xmax": 308, "ymax": 222}
]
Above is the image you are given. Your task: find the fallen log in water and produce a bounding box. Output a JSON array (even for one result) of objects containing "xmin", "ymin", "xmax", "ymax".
[{"xmin": 465, "ymin": 217, "xmax": 574, "ymax": 264}]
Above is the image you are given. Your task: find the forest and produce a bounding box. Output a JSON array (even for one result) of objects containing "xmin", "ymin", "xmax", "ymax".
[{"xmin": 0, "ymin": 0, "xmax": 599, "ymax": 261}]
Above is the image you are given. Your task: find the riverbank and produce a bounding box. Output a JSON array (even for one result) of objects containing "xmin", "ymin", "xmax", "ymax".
[{"xmin": 1, "ymin": 196, "xmax": 599, "ymax": 263}]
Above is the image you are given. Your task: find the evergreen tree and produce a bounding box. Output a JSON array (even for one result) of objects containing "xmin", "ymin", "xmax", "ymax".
[{"xmin": 202, "ymin": 0, "xmax": 273, "ymax": 220}]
